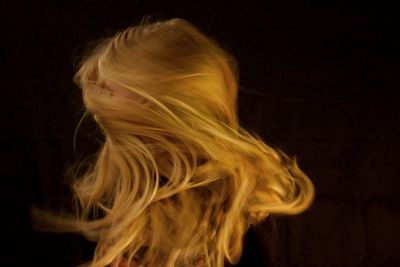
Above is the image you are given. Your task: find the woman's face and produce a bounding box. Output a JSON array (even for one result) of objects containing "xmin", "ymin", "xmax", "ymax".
[
  {"xmin": 105, "ymin": 79, "xmax": 134, "ymax": 99},
  {"xmin": 104, "ymin": 79, "xmax": 148, "ymax": 105}
]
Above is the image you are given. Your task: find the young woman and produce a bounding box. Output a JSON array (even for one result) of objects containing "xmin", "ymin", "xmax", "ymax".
[{"xmin": 32, "ymin": 16, "xmax": 315, "ymax": 267}]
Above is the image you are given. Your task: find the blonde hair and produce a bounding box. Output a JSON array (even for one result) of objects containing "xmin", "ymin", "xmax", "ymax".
[{"xmin": 32, "ymin": 16, "xmax": 315, "ymax": 267}]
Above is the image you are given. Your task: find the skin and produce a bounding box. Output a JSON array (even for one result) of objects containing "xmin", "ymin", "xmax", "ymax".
[
  {"xmin": 104, "ymin": 79, "xmax": 148, "ymax": 105},
  {"xmin": 105, "ymin": 79, "xmax": 132, "ymax": 99}
]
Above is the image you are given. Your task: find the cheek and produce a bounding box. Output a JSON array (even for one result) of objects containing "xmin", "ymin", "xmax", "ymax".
[
  {"xmin": 105, "ymin": 80, "xmax": 130, "ymax": 98},
  {"xmin": 112, "ymin": 86, "xmax": 132, "ymax": 99},
  {"xmin": 105, "ymin": 80, "xmax": 149, "ymax": 105},
  {"xmin": 111, "ymin": 86, "xmax": 149, "ymax": 105}
]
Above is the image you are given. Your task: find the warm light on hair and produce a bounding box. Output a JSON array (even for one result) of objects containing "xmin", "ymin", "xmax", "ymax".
[{"xmin": 32, "ymin": 15, "xmax": 315, "ymax": 267}]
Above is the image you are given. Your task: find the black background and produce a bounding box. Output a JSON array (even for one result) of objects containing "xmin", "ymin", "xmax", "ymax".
[{"xmin": 1, "ymin": 1, "xmax": 399, "ymax": 266}]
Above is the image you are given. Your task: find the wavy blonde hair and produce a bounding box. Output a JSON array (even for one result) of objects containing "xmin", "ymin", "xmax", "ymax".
[{"xmin": 33, "ymin": 16, "xmax": 315, "ymax": 267}]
